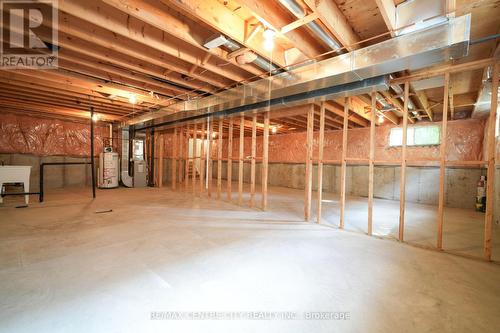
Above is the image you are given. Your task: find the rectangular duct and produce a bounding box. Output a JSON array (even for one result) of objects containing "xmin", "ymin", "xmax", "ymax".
[{"xmin": 129, "ymin": 14, "xmax": 470, "ymax": 129}]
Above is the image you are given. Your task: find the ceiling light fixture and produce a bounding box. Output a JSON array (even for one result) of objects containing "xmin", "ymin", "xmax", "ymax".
[
  {"xmin": 92, "ymin": 113, "xmax": 100, "ymax": 122},
  {"xmin": 129, "ymin": 94, "xmax": 137, "ymax": 104},
  {"xmin": 263, "ymin": 28, "xmax": 276, "ymax": 52},
  {"xmin": 271, "ymin": 126, "xmax": 277, "ymax": 134},
  {"xmin": 378, "ymin": 114, "xmax": 385, "ymax": 124}
]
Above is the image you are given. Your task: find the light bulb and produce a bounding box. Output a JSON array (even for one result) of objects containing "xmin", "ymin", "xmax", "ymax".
[
  {"xmin": 263, "ymin": 38, "xmax": 274, "ymax": 51},
  {"xmin": 263, "ymin": 29, "xmax": 276, "ymax": 40},
  {"xmin": 271, "ymin": 126, "xmax": 277, "ymax": 134},
  {"xmin": 378, "ymin": 114, "xmax": 385, "ymax": 123},
  {"xmin": 129, "ymin": 94, "xmax": 137, "ymax": 104},
  {"xmin": 92, "ymin": 114, "xmax": 99, "ymax": 122}
]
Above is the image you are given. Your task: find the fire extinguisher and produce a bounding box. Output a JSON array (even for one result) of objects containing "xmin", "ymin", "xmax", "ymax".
[{"xmin": 475, "ymin": 175, "xmax": 487, "ymax": 212}]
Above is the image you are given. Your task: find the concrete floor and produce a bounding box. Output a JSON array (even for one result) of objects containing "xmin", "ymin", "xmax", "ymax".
[{"xmin": 1, "ymin": 184, "xmax": 500, "ymax": 333}]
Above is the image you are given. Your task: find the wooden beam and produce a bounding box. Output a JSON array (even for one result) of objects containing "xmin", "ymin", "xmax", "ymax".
[
  {"xmin": 280, "ymin": 13, "xmax": 319, "ymax": 34},
  {"xmin": 238, "ymin": 115, "xmax": 245, "ymax": 205},
  {"xmin": 415, "ymin": 90, "xmax": 434, "ymax": 121},
  {"xmin": 368, "ymin": 92, "xmax": 376, "ymax": 235},
  {"xmin": 227, "ymin": 118, "xmax": 234, "ymax": 201},
  {"xmin": 437, "ymin": 73, "xmax": 450, "ymax": 250},
  {"xmin": 375, "ymin": 0, "xmax": 397, "ymax": 37},
  {"xmin": 339, "ymin": 98, "xmax": 349, "ymax": 229},
  {"xmin": 484, "ymin": 63, "xmax": 498, "ymax": 261},
  {"xmin": 391, "ymin": 58, "xmax": 494, "ymax": 85},
  {"xmin": 316, "ymin": 102, "xmax": 325, "ymax": 224},
  {"xmin": 262, "ymin": 112, "xmax": 270, "ymax": 210},
  {"xmin": 312, "ymin": 0, "xmax": 361, "ymax": 51},
  {"xmin": 60, "ymin": 0, "xmax": 251, "ymax": 83},
  {"xmin": 234, "ymin": 0, "xmax": 323, "ymax": 59},
  {"xmin": 217, "ymin": 120, "xmax": 223, "ymax": 200},
  {"xmin": 305, "ymin": 104, "xmax": 314, "ymax": 221},
  {"xmin": 161, "ymin": 0, "xmax": 286, "ymax": 66},
  {"xmin": 250, "ymin": 115, "xmax": 257, "ymax": 208},
  {"xmin": 399, "ymin": 82, "xmax": 409, "ymax": 242}
]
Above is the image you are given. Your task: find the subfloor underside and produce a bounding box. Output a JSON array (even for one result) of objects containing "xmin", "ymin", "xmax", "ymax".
[{"xmin": 1, "ymin": 183, "xmax": 500, "ymax": 333}]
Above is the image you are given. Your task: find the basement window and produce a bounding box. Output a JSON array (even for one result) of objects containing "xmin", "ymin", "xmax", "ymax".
[{"xmin": 389, "ymin": 125, "xmax": 440, "ymax": 147}]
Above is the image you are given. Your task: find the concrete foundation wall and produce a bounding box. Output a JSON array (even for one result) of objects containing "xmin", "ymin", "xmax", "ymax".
[
  {"xmin": 213, "ymin": 161, "xmax": 487, "ymax": 209},
  {"xmin": 0, "ymin": 153, "xmax": 94, "ymax": 192}
]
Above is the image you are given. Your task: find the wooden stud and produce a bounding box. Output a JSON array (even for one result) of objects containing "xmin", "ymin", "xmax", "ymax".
[
  {"xmin": 339, "ymin": 98, "xmax": 349, "ymax": 229},
  {"xmin": 217, "ymin": 119, "xmax": 223, "ymax": 200},
  {"xmin": 172, "ymin": 127, "xmax": 177, "ymax": 190},
  {"xmin": 200, "ymin": 122, "xmax": 206, "ymax": 193},
  {"xmin": 262, "ymin": 111, "xmax": 270, "ymax": 210},
  {"xmin": 208, "ymin": 119, "xmax": 213, "ymax": 197},
  {"xmin": 316, "ymin": 102, "xmax": 325, "ymax": 223},
  {"xmin": 185, "ymin": 124, "xmax": 190, "ymax": 190},
  {"xmin": 238, "ymin": 115, "xmax": 245, "ymax": 205},
  {"xmin": 192, "ymin": 122, "xmax": 197, "ymax": 194},
  {"xmin": 179, "ymin": 126, "xmax": 184, "ymax": 185},
  {"xmin": 250, "ymin": 115, "xmax": 256, "ymax": 207},
  {"xmin": 399, "ymin": 82, "xmax": 410, "ymax": 242},
  {"xmin": 437, "ymin": 73, "xmax": 450, "ymax": 250},
  {"xmin": 157, "ymin": 134, "xmax": 164, "ymax": 187},
  {"xmin": 305, "ymin": 104, "xmax": 314, "ymax": 221},
  {"xmin": 484, "ymin": 63, "xmax": 498, "ymax": 260},
  {"xmin": 368, "ymin": 92, "xmax": 376, "ymax": 235},
  {"xmin": 227, "ymin": 118, "xmax": 233, "ymax": 201}
]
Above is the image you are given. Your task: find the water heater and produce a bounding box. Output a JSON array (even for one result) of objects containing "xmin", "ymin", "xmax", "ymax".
[{"xmin": 98, "ymin": 149, "xmax": 119, "ymax": 188}]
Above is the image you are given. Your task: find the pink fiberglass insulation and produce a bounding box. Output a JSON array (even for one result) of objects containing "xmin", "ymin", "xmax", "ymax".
[
  {"xmin": 0, "ymin": 112, "xmax": 114, "ymax": 157},
  {"xmin": 216, "ymin": 118, "xmax": 485, "ymax": 163}
]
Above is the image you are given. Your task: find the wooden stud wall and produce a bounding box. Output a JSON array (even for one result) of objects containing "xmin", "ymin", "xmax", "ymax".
[{"xmin": 161, "ymin": 59, "xmax": 498, "ymax": 262}]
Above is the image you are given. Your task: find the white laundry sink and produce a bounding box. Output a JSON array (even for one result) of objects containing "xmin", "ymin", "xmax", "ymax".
[{"xmin": 0, "ymin": 166, "xmax": 32, "ymax": 205}]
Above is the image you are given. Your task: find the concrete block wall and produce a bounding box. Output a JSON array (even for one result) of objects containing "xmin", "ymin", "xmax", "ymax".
[{"xmin": 213, "ymin": 161, "xmax": 486, "ymax": 209}]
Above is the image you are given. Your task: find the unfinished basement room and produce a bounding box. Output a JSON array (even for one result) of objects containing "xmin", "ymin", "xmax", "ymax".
[{"xmin": 0, "ymin": 0, "xmax": 499, "ymax": 332}]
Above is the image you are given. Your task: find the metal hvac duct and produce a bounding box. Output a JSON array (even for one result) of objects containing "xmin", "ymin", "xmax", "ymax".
[
  {"xmin": 128, "ymin": 14, "xmax": 470, "ymax": 128},
  {"xmin": 224, "ymin": 37, "xmax": 280, "ymax": 73},
  {"xmin": 280, "ymin": 0, "xmax": 341, "ymax": 51}
]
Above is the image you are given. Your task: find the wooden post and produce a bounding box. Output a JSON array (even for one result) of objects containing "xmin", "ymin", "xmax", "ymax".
[
  {"xmin": 368, "ymin": 92, "xmax": 376, "ymax": 235},
  {"xmin": 192, "ymin": 122, "xmax": 197, "ymax": 194},
  {"xmin": 304, "ymin": 104, "xmax": 314, "ymax": 221},
  {"xmin": 208, "ymin": 119, "xmax": 213, "ymax": 197},
  {"xmin": 217, "ymin": 119, "xmax": 223, "ymax": 199},
  {"xmin": 316, "ymin": 102, "xmax": 325, "ymax": 223},
  {"xmin": 339, "ymin": 98, "xmax": 349, "ymax": 229},
  {"xmin": 157, "ymin": 134, "xmax": 164, "ymax": 187},
  {"xmin": 262, "ymin": 111, "xmax": 270, "ymax": 210},
  {"xmin": 238, "ymin": 115, "xmax": 244, "ymax": 205},
  {"xmin": 185, "ymin": 124, "xmax": 190, "ymax": 190},
  {"xmin": 227, "ymin": 118, "xmax": 233, "ymax": 201},
  {"xmin": 172, "ymin": 127, "xmax": 177, "ymax": 190},
  {"xmin": 399, "ymin": 82, "xmax": 410, "ymax": 242},
  {"xmin": 179, "ymin": 126, "xmax": 184, "ymax": 185},
  {"xmin": 250, "ymin": 115, "xmax": 256, "ymax": 207},
  {"xmin": 200, "ymin": 122, "xmax": 206, "ymax": 193},
  {"xmin": 437, "ymin": 73, "xmax": 450, "ymax": 250},
  {"xmin": 484, "ymin": 63, "xmax": 498, "ymax": 260}
]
